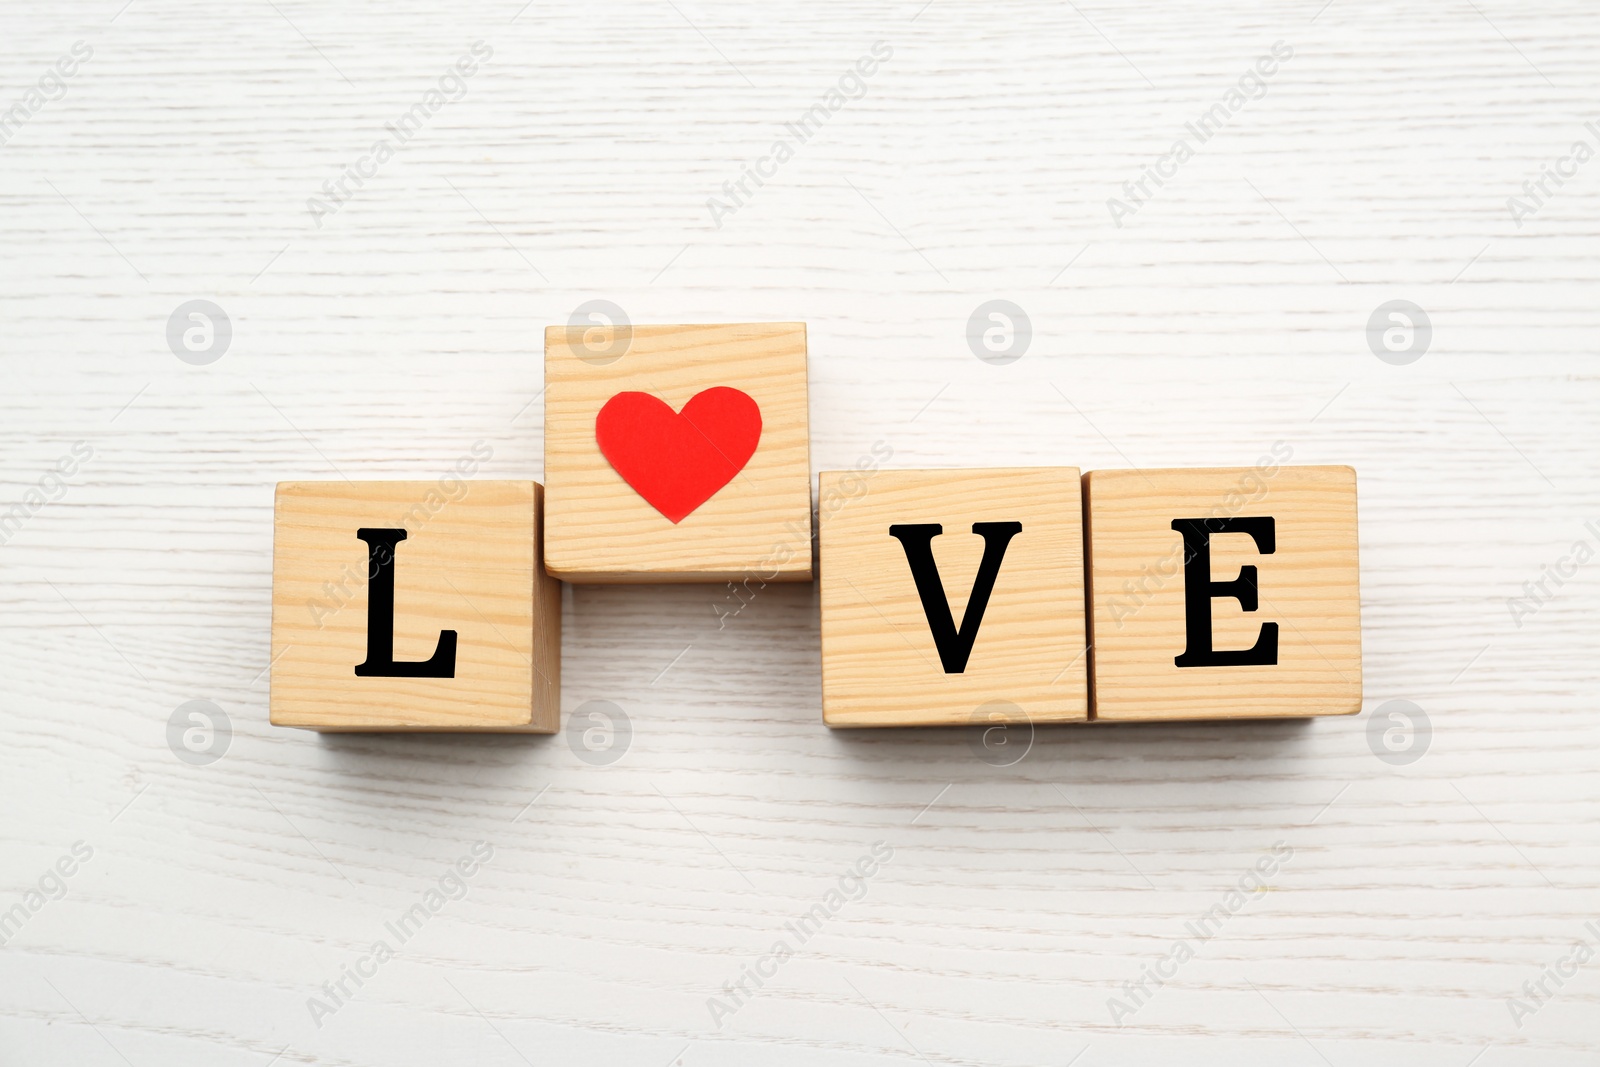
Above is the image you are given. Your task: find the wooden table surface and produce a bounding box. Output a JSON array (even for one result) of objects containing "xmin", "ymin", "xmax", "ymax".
[{"xmin": 2, "ymin": 1, "xmax": 1597, "ymax": 1063}]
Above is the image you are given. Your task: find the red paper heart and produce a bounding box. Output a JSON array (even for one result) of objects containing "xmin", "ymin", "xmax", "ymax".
[{"xmin": 595, "ymin": 387, "xmax": 762, "ymax": 524}]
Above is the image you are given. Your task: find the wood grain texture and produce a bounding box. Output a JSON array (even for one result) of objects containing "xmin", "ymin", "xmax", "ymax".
[
  {"xmin": 544, "ymin": 322, "xmax": 813, "ymax": 582},
  {"xmin": 2, "ymin": 1, "xmax": 1599, "ymax": 1064},
  {"xmin": 270, "ymin": 480, "xmax": 560, "ymax": 731},
  {"xmin": 820, "ymin": 467, "xmax": 1087, "ymax": 727},
  {"xmin": 1086, "ymin": 464, "xmax": 1362, "ymax": 721}
]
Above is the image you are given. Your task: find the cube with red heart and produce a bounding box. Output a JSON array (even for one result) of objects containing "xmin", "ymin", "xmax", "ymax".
[{"xmin": 543, "ymin": 322, "xmax": 813, "ymax": 583}]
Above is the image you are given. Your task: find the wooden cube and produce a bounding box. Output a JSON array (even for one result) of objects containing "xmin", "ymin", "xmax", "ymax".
[
  {"xmin": 270, "ymin": 481, "xmax": 560, "ymax": 732},
  {"xmin": 819, "ymin": 467, "xmax": 1088, "ymax": 728},
  {"xmin": 543, "ymin": 322, "xmax": 813, "ymax": 583},
  {"xmin": 1084, "ymin": 465, "xmax": 1361, "ymax": 721}
]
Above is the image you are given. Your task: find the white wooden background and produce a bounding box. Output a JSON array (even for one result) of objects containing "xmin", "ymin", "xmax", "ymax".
[{"xmin": 2, "ymin": 0, "xmax": 1597, "ymax": 1063}]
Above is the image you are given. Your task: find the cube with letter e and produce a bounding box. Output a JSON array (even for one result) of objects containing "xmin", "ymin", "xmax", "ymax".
[{"xmin": 1084, "ymin": 465, "xmax": 1361, "ymax": 721}]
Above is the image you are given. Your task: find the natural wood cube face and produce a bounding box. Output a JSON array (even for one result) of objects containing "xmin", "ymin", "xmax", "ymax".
[
  {"xmin": 819, "ymin": 468, "xmax": 1088, "ymax": 728},
  {"xmin": 270, "ymin": 481, "xmax": 560, "ymax": 732},
  {"xmin": 543, "ymin": 322, "xmax": 813, "ymax": 583},
  {"xmin": 1085, "ymin": 465, "xmax": 1361, "ymax": 722}
]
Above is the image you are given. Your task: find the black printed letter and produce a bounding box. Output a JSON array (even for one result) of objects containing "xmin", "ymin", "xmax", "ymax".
[
  {"xmin": 353, "ymin": 528, "xmax": 457, "ymax": 678},
  {"xmin": 888, "ymin": 521, "xmax": 1022, "ymax": 674},
  {"xmin": 1170, "ymin": 517, "xmax": 1278, "ymax": 668}
]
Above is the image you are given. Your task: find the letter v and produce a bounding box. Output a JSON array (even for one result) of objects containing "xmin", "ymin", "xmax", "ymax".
[{"xmin": 888, "ymin": 522, "xmax": 1022, "ymax": 673}]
